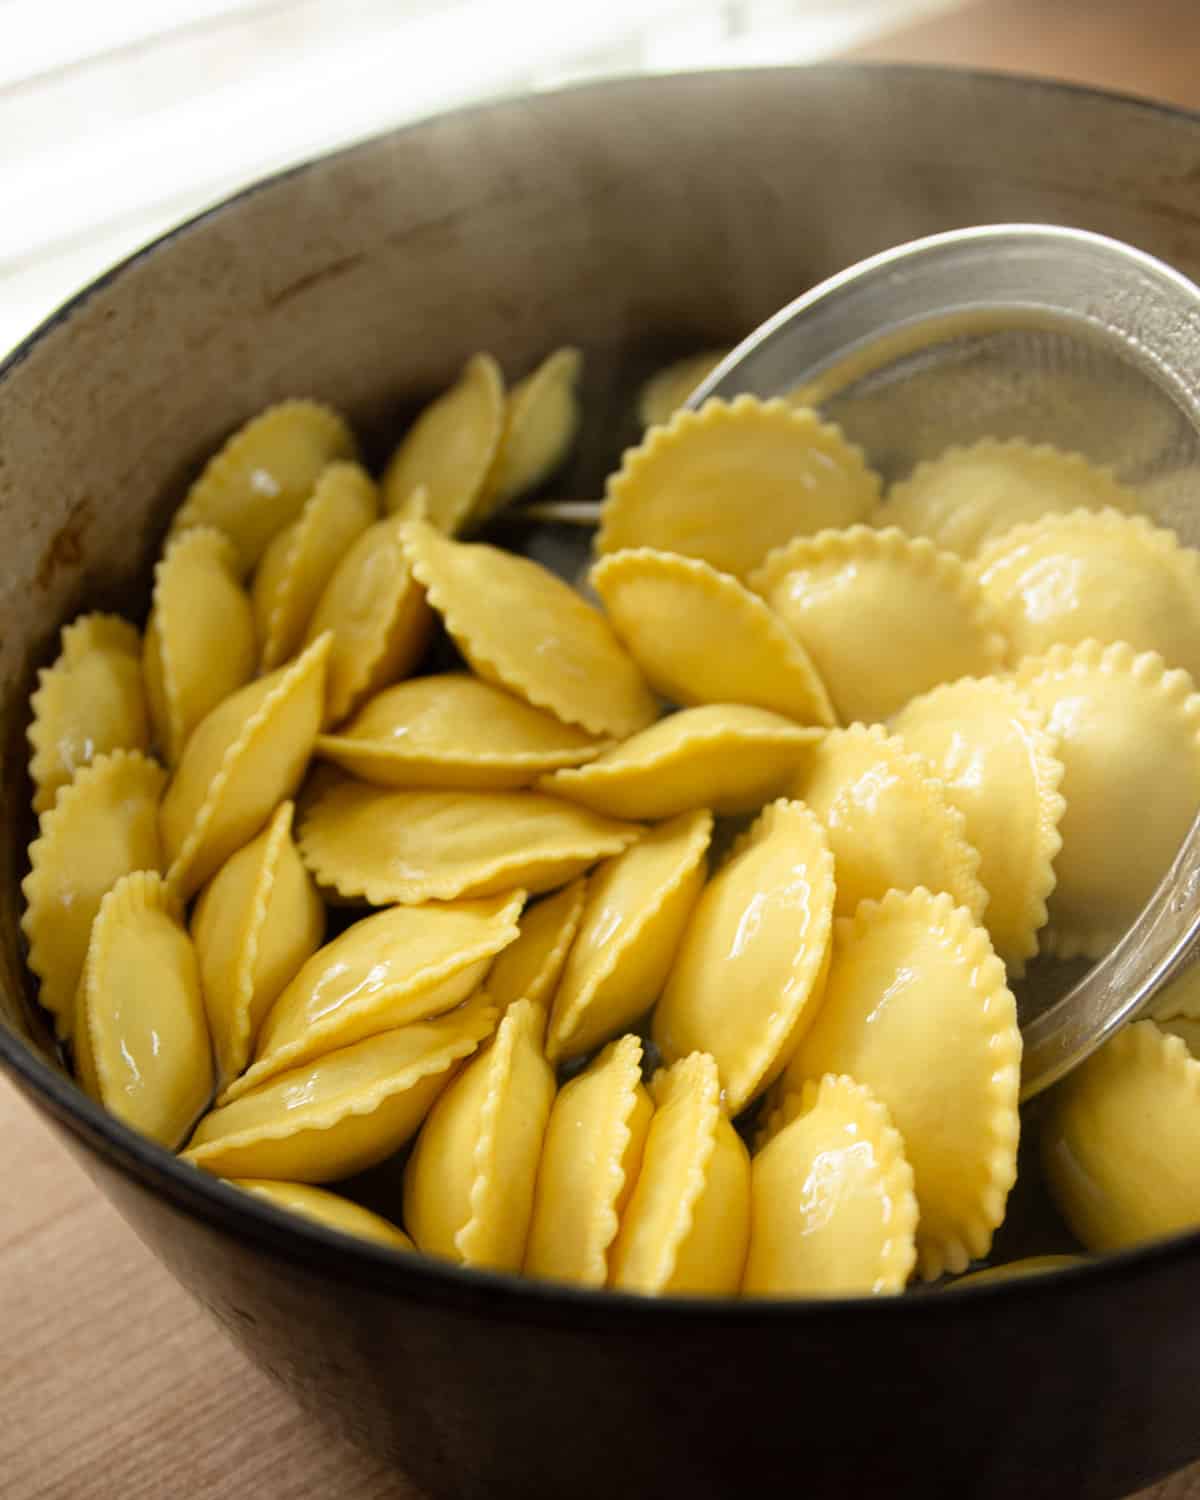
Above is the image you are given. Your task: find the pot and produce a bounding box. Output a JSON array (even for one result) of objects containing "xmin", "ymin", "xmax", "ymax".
[{"xmin": 3, "ymin": 64, "xmax": 1200, "ymax": 1500}]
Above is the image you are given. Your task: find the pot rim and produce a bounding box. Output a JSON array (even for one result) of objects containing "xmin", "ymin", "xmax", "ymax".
[{"xmin": 3, "ymin": 60, "xmax": 1198, "ymax": 1322}]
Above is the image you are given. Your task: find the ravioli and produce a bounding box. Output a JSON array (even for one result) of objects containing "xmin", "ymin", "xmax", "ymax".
[
  {"xmin": 540, "ymin": 704, "xmax": 819, "ymax": 820},
  {"xmin": 143, "ymin": 527, "xmax": 257, "ymax": 764},
  {"xmin": 524, "ymin": 1034, "xmax": 653, "ymax": 1287},
  {"xmin": 405, "ymin": 999, "xmax": 556, "ymax": 1271},
  {"xmin": 233, "ymin": 1179, "xmax": 413, "ymax": 1251},
  {"xmin": 303, "ymin": 513, "xmax": 434, "ymax": 726},
  {"xmin": 485, "ymin": 880, "xmax": 587, "ymax": 1012},
  {"xmin": 609, "ymin": 1052, "xmax": 751, "ymax": 1297},
  {"xmin": 591, "ymin": 549, "xmax": 835, "ymax": 725},
  {"xmin": 951, "ymin": 1255, "xmax": 1085, "ymax": 1288},
  {"xmin": 22, "ymin": 749, "xmax": 165, "ymax": 1040},
  {"xmin": 382, "ymin": 353, "xmax": 506, "ymax": 532},
  {"xmin": 223, "ymin": 890, "xmax": 523, "ymax": 1100},
  {"xmin": 1042, "ymin": 1020, "xmax": 1200, "ymax": 1253},
  {"xmin": 1150, "ymin": 963, "xmax": 1200, "ymax": 1025},
  {"xmin": 183, "ymin": 992, "xmax": 497, "ymax": 1183},
  {"xmin": 972, "ymin": 508, "xmax": 1200, "ymax": 677},
  {"xmin": 75, "ymin": 871, "xmax": 213, "ymax": 1148},
  {"xmin": 1015, "ymin": 641, "xmax": 1200, "ymax": 958},
  {"xmin": 791, "ymin": 723, "xmax": 988, "ymax": 921},
  {"xmin": 652, "ymin": 799, "xmax": 835, "ymax": 1115},
  {"xmin": 636, "ymin": 350, "xmax": 730, "ymax": 430},
  {"xmin": 28, "ymin": 613, "xmax": 149, "ymax": 814},
  {"xmin": 879, "ymin": 438, "xmax": 1140, "ymax": 558},
  {"xmin": 783, "ymin": 888, "xmax": 1022, "ymax": 1280},
  {"xmin": 892, "ymin": 677, "xmax": 1065, "ymax": 973},
  {"xmin": 547, "ymin": 809, "xmax": 711, "ymax": 1062},
  {"xmin": 253, "ymin": 459, "xmax": 378, "ymax": 670},
  {"xmin": 299, "ymin": 778, "xmax": 639, "ymax": 905},
  {"xmin": 160, "ymin": 632, "xmax": 330, "ymax": 901},
  {"xmin": 190, "ymin": 801, "xmax": 326, "ymax": 1089},
  {"xmin": 749, "ymin": 526, "xmax": 1006, "ymax": 723},
  {"xmin": 316, "ymin": 673, "xmax": 603, "ymax": 790},
  {"xmin": 171, "ymin": 399, "xmax": 356, "ymax": 572},
  {"xmin": 472, "ymin": 347, "xmax": 583, "ymax": 525},
  {"xmin": 401, "ymin": 520, "xmax": 658, "ymax": 738},
  {"xmin": 743, "ymin": 1075, "xmax": 917, "ymax": 1297},
  {"xmin": 597, "ymin": 396, "xmax": 880, "ymax": 579}
]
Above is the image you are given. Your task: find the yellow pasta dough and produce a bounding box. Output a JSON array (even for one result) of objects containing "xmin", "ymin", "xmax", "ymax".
[
  {"xmin": 472, "ymin": 347, "xmax": 583, "ymax": 524},
  {"xmin": 1015, "ymin": 641, "xmax": 1200, "ymax": 958},
  {"xmin": 224, "ymin": 890, "xmax": 523, "ymax": 1101},
  {"xmin": 879, "ymin": 438, "xmax": 1140, "ymax": 558},
  {"xmin": 316, "ymin": 673, "xmax": 603, "ymax": 790},
  {"xmin": 653, "ymin": 799, "xmax": 835, "ymax": 1115},
  {"xmin": 75, "ymin": 871, "xmax": 213, "ymax": 1148},
  {"xmin": 547, "ymin": 809, "xmax": 712, "ymax": 1063},
  {"xmin": 748, "ymin": 526, "xmax": 1006, "ymax": 723},
  {"xmin": 191, "ymin": 800, "xmax": 325, "ymax": 1089},
  {"xmin": 524, "ymin": 1034, "xmax": 653, "ymax": 1287},
  {"xmin": 28, "ymin": 613, "xmax": 149, "ymax": 814},
  {"xmin": 303, "ymin": 513, "xmax": 434, "ymax": 726},
  {"xmin": 783, "ymin": 888, "xmax": 1022, "ymax": 1280},
  {"xmin": 401, "ymin": 520, "xmax": 657, "ymax": 738},
  {"xmin": 171, "ymin": 399, "xmax": 357, "ymax": 573},
  {"xmin": 183, "ymin": 992, "xmax": 497, "ymax": 1183},
  {"xmin": 591, "ymin": 549, "xmax": 835, "ymax": 726},
  {"xmin": 299, "ymin": 777, "xmax": 639, "ymax": 905},
  {"xmin": 160, "ymin": 632, "xmax": 330, "ymax": 901},
  {"xmin": 609, "ymin": 1053, "xmax": 751, "ymax": 1297},
  {"xmin": 972, "ymin": 508, "xmax": 1200, "ymax": 677},
  {"xmin": 485, "ymin": 880, "xmax": 587, "ymax": 1011},
  {"xmin": 22, "ymin": 748, "xmax": 165, "ymax": 1040},
  {"xmin": 382, "ymin": 353, "xmax": 506, "ymax": 532},
  {"xmin": 792, "ymin": 723, "xmax": 987, "ymax": 921},
  {"xmin": 540, "ymin": 704, "xmax": 820, "ymax": 820},
  {"xmin": 1042, "ymin": 1020, "xmax": 1200, "ymax": 1253},
  {"xmin": 143, "ymin": 527, "xmax": 257, "ymax": 765},
  {"xmin": 233, "ymin": 1179, "xmax": 413, "ymax": 1251},
  {"xmin": 253, "ymin": 459, "xmax": 378, "ymax": 670},
  {"xmin": 404, "ymin": 999, "xmax": 556, "ymax": 1271},
  {"xmin": 636, "ymin": 350, "xmax": 730, "ymax": 430},
  {"xmin": 951, "ymin": 1255, "xmax": 1085, "ymax": 1289},
  {"xmin": 597, "ymin": 396, "xmax": 880, "ymax": 579},
  {"xmin": 1150, "ymin": 963, "xmax": 1200, "ymax": 1024},
  {"xmin": 892, "ymin": 677, "xmax": 1065, "ymax": 973},
  {"xmin": 743, "ymin": 1075, "xmax": 917, "ymax": 1297}
]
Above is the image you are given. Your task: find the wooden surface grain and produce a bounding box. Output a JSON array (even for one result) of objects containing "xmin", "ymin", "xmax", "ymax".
[{"xmin": 6, "ymin": 3, "xmax": 1200, "ymax": 1497}]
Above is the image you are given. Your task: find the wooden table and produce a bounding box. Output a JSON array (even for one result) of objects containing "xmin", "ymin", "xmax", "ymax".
[{"xmin": 7, "ymin": 3, "xmax": 1200, "ymax": 1496}]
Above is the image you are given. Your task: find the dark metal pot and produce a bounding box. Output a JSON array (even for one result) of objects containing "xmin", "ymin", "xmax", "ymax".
[{"xmin": 3, "ymin": 64, "xmax": 1200, "ymax": 1500}]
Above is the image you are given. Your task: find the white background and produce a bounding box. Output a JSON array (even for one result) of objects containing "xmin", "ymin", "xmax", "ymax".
[{"xmin": 0, "ymin": 0, "xmax": 965, "ymax": 357}]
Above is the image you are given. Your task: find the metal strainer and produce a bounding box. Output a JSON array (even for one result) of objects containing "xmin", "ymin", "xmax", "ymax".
[
  {"xmin": 693, "ymin": 224, "xmax": 1200, "ymax": 1100},
  {"xmin": 550, "ymin": 224, "xmax": 1200, "ymax": 1100}
]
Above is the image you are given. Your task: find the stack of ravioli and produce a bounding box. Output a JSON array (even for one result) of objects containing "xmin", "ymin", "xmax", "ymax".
[{"xmin": 20, "ymin": 341, "xmax": 1200, "ymax": 1296}]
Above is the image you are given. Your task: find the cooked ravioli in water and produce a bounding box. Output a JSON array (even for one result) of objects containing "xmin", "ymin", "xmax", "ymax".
[
  {"xmin": 144, "ymin": 527, "xmax": 258, "ymax": 764},
  {"xmin": 784, "ymin": 888, "xmax": 1022, "ymax": 1280},
  {"xmin": 405, "ymin": 998, "xmax": 556, "ymax": 1272},
  {"xmin": 184, "ymin": 992, "xmax": 497, "ymax": 1183},
  {"xmin": 192, "ymin": 799, "xmax": 326, "ymax": 1089},
  {"xmin": 316, "ymin": 673, "xmax": 603, "ymax": 790},
  {"xmin": 28, "ymin": 613, "xmax": 149, "ymax": 813},
  {"xmin": 748, "ymin": 525, "xmax": 1006, "ymax": 723},
  {"xmin": 591, "ymin": 548, "xmax": 835, "ymax": 726},
  {"xmin": 540, "ymin": 704, "xmax": 819, "ymax": 820},
  {"xmin": 29, "ymin": 355, "xmax": 1200, "ymax": 1298},
  {"xmin": 299, "ymin": 778, "xmax": 640, "ymax": 905},
  {"xmin": 76, "ymin": 871, "xmax": 213, "ymax": 1149},
  {"xmin": 597, "ymin": 396, "xmax": 880, "ymax": 579}
]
